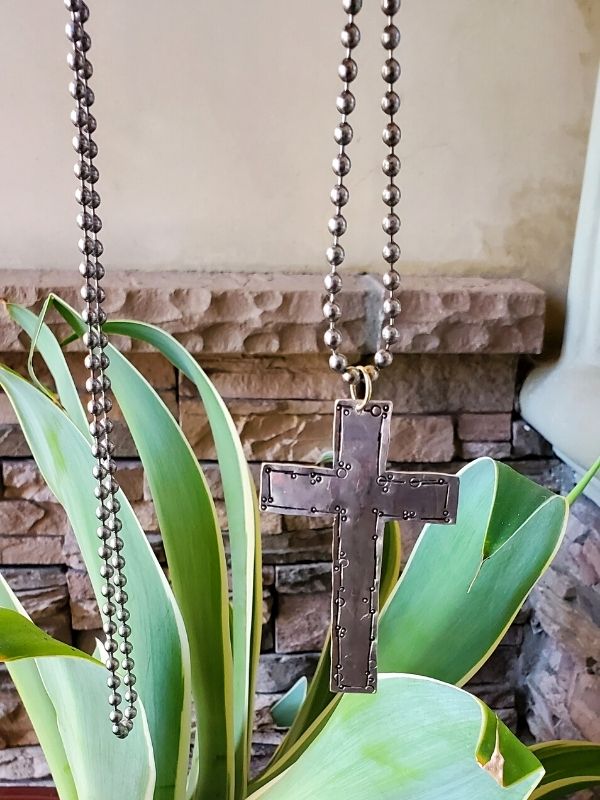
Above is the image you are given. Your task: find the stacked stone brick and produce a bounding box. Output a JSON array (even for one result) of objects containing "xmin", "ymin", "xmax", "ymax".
[{"xmin": 0, "ymin": 271, "xmax": 596, "ymax": 790}]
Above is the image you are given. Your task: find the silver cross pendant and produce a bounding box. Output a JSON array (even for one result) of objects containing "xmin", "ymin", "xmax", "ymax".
[{"xmin": 260, "ymin": 398, "xmax": 460, "ymax": 694}]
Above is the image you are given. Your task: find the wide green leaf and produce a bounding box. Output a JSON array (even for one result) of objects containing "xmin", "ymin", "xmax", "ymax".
[
  {"xmin": 50, "ymin": 298, "xmax": 234, "ymax": 800},
  {"xmin": 41, "ymin": 656, "xmax": 156, "ymax": 800},
  {"xmin": 249, "ymin": 674, "xmax": 544, "ymax": 800},
  {"xmin": 0, "ymin": 366, "xmax": 191, "ymax": 800},
  {"xmin": 0, "ymin": 575, "xmax": 78, "ymax": 800},
  {"xmin": 100, "ymin": 317, "xmax": 261, "ymax": 799},
  {"xmin": 378, "ymin": 458, "xmax": 569, "ymax": 685},
  {"xmin": 529, "ymin": 740, "xmax": 600, "ymax": 799},
  {"xmin": 0, "ymin": 608, "xmax": 99, "ymax": 664}
]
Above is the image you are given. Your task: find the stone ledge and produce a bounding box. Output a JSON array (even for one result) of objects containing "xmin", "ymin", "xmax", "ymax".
[{"xmin": 0, "ymin": 270, "xmax": 545, "ymax": 355}]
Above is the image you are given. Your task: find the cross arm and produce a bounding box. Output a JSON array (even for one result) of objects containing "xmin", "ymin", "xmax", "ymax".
[
  {"xmin": 260, "ymin": 463, "xmax": 340, "ymax": 516},
  {"xmin": 378, "ymin": 471, "xmax": 460, "ymax": 523}
]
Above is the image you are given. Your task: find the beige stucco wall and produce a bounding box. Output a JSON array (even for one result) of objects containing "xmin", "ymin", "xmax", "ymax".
[{"xmin": 1, "ymin": 1, "xmax": 599, "ymax": 343}]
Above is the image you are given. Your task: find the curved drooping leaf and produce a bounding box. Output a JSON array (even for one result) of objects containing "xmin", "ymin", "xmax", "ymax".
[
  {"xmin": 0, "ymin": 575, "xmax": 78, "ymax": 800},
  {"xmin": 271, "ymin": 678, "xmax": 308, "ymax": 729},
  {"xmin": 7, "ymin": 301, "xmax": 88, "ymax": 438},
  {"xmin": 378, "ymin": 458, "xmax": 569, "ymax": 685},
  {"xmin": 249, "ymin": 674, "xmax": 544, "ymax": 800},
  {"xmin": 99, "ymin": 317, "xmax": 261, "ymax": 799},
  {"xmin": 272, "ymin": 520, "xmax": 401, "ymax": 762},
  {"xmin": 41, "ymin": 657, "xmax": 156, "ymax": 800},
  {"xmin": 0, "ymin": 366, "xmax": 191, "ymax": 800},
  {"xmin": 48, "ymin": 298, "xmax": 234, "ymax": 800},
  {"xmin": 0, "ymin": 608, "xmax": 99, "ymax": 664},
  {"xmin": 529, "ymin": 740, "xmax": 600, "ymax": 799}
]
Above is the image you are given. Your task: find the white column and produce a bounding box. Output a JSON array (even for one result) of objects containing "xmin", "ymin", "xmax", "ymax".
[{"xmin": 520, "ymin": 67, "xmax": 600, "ymax": 501}]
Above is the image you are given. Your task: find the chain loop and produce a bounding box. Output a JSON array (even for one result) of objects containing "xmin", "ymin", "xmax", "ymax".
[
  {"xmin": 323, "ymin": 0, "xmax": 402, "ymax": 384},
  {"xmin": 64, "ymin": 0, "xmax": 137, "ymax": 739}
]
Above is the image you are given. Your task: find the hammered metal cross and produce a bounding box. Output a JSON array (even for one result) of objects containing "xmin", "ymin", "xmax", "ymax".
[{"xmin": 260, "ymin": 398, "xmax": 459, "ymax": 694}]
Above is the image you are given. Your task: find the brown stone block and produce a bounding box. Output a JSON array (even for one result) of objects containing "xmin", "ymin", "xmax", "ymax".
[
  {"xmin": 2, "ymin": 463, "xmax": 55, "ymax": 503},
  {"xmin": 0, "ymin": 745, "xmax": 51, "ymax": 783},
  {"xmin": 262, "ymin": 530, "xmax": 331, "ymax": 565},
  {"xmin": 276, "ymin": 563, "xmax": 331, "ymax": 595},
  {"xmin": 181, "ymin": 398, "xmax": 332, "ymax": 463},
  {"xmin": 0, "ymin": 424, "xmax": 29, "ymax": 457},
  {"xmin": 0, "ymin": 536, "xmax": 64, "ymax": 565},
  {"xmin": 114, "ymin": 462, "xmax": 145, "ymax": 502},
  {"xmin": 256, "ymin": 653, "xmax": 319, "ymax": 693},
  {"xmin": 457, "ymin": 413, "xmax": 512, "ymax": 442},
  {"xmin": 276, "ymin": 593, "xmax": 330, "ymax": 653},
  {"xmin": 182, "ymin": 354, "xmax": 518, "ymax": 415},
  {"xmin": 0, "ymin": 501, "xmax": 68, "ymax": 537},
  {"xmin": 66, "ymin": 569, "xmax": 100, "ymax": 631},
  {"xmin": 459, "ymin": 441, "xmax": 511, "ymax": 460},
  {"xmin": 389, "ymin": 415, "xmax": 455, "ymax": 462},
  {"xmin": 0, "ymin": 668, "xmax": 37, "ymax": 748}
]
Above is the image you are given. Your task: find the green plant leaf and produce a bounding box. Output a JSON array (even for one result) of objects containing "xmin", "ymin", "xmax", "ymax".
[
  {"xmin": 0, "ymin": 366, "xmax": 191, "ymax": 800},
  {"xmin": 0, "ymin": 576, "xmax": 78, "ymax": 800},
  {"xmin": 100, "ymin": 317, "xmax": 261, "ymax": 800},
  {"xmin": 249, "ymin": 674, "xmax": 544, "ymax": 800},
  {"xmin": 529, "ymin": 740, "xmax": 600, "ymax": 799},
  {"xmin": 271, "ymin": 678, "xmax": 308, "ymax": 728},
  {"xmin": 41, "ymin": 657, "xmax": 156, "ymax": 800},
  {"xmin": 0, "ymin": 608, "xmax": 100, "ymax": 664},
  {"xmin": 51, "ymin": 297, "xmax": 234, "ymax": 800},
  {"xmin": 378, "ymin": 458, "xmax": 569, "ymax": 686}
]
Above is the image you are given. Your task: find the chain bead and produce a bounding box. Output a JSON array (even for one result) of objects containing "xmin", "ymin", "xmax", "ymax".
[
  {"xmin": 329, "ymin": 353, "xmax": 348, "ymax": 372},
  {"xmin": 381, "ymin": 0, "xmax": 401, "ymax": 13},
  {"xmin": 330, "ymin": 185, "xmax": 349, "ymax": 206},
  {"xmin": 374, "ymin": 349, "xmax": 394, "ymax": 368},
  {"xmin": 336, "ymin": 90, "xmax": 356, "ymax": 115},
  {"xmin": 382, "ymin": 24, "xmax": 400, "ymax": 49},
  {"xmin": 324, "ymin": 328, "xmax": 343, "ymax": 349},
  {"xmin": 324, "ymin": 273, "xmax": 343, "ymax": 293},
  {"xmin": 382, "ymin": 184, "xmax": 401, "ymax": 206},
  {"xmin": 382, "ymin": 123, "xmax": 401, "ymax": 146},
  {"xmin": 326, "ymin": 244, "xmax": 345, "ymax": 266},
  {"xmin": 334, "ymin": 122, "xmax": 353, "ymax": 145},
  {"xmin": 382, "ymin": 154, "xmax": 401, "ymax": 177},
  {"xmin": 328, "ymin": 215, "xmax": 347, "ymax": 236},
  {"xmin": 338, "ymin": 58, "xmax": 358, "ymax": 83},
  {"xmin": 342, "ymin": 0, "xmax": 363, "ymax": 12},
  {"xmin": 341, "ymin": 23, "xmax": 360, "ymax": 49},
  {"xmin": 382, "ymin": 213, "xmax": 400, "ymax": 235},
  {"xmin": 332, "ymin": 154, "xmax": 351, "ymax": 176},
  {"xmin": 381, "ymin": 91, "xmax": 400, "ymax": 115},
  {"xmin": 382, "ymin": 58, "xmax": 401, "ymax": 83}
]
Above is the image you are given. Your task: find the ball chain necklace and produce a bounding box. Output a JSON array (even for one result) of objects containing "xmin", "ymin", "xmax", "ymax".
[
  {"xmin": 63, "ymin": 0, "xmax": 461, "ymax": 737},
  {"xmin": 260, "ymin": 0, "xmax": 460, "ymax": 694},
  {"xmin": 64, "ymin": 0, "xmax": 137, "ymax": 737}
]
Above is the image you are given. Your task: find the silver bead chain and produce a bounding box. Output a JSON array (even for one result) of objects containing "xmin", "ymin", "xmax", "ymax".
[
  {"xmin": 324, "ymin": 0, "xmax": 402, "ymax": 385},
  {"xmin": 65, "ymin": 0, "xmax": 137, "ymax": 739}
]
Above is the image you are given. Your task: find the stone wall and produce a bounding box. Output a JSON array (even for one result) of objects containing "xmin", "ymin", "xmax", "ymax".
[{"xmin": 0, "ymin": 271, "xmax": 596, "ymax": 791}]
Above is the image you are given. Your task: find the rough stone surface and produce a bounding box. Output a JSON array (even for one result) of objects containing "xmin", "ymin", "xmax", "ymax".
[
  {"xmin": 457, "ymin": 413, "xmax": 511, "ymax": 442},
  {"xmin": 181, "ymin": 354, "xmax": 519, "ymax": 413},
  {"xmin": 520, "ymin": 495, "xmax": 600, "ymax": 743},
  {"xmin": 0, "ymin": 271, "xmax": 545, "ymax": 355},
  {"xmin": 182, "ymin": 400, "xmax": 455, "ymax": 463},
  {"xmin": 0, "ymin": 746, "xmax": 51, "ymax": 784},
  {"xmin": 275, "ymin": 593, "xmax": 330, "ymax": 653},
  {"xmin": 257, "ymin": 654, "xmax": 319, "ymax": 693},
  {"xmin": 459, "ymin": 441, "xmax": 512, "ymax": 460}
]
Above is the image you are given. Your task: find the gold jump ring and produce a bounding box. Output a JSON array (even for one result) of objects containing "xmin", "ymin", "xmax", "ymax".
[{"xmin": 349, "ymin": 366, "xmax": 372, "ymax": 411}]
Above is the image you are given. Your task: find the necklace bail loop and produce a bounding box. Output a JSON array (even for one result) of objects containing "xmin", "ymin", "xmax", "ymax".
[{"xmin": 349, "ymin": 365, "xmax": 372, "ymax": 411}]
